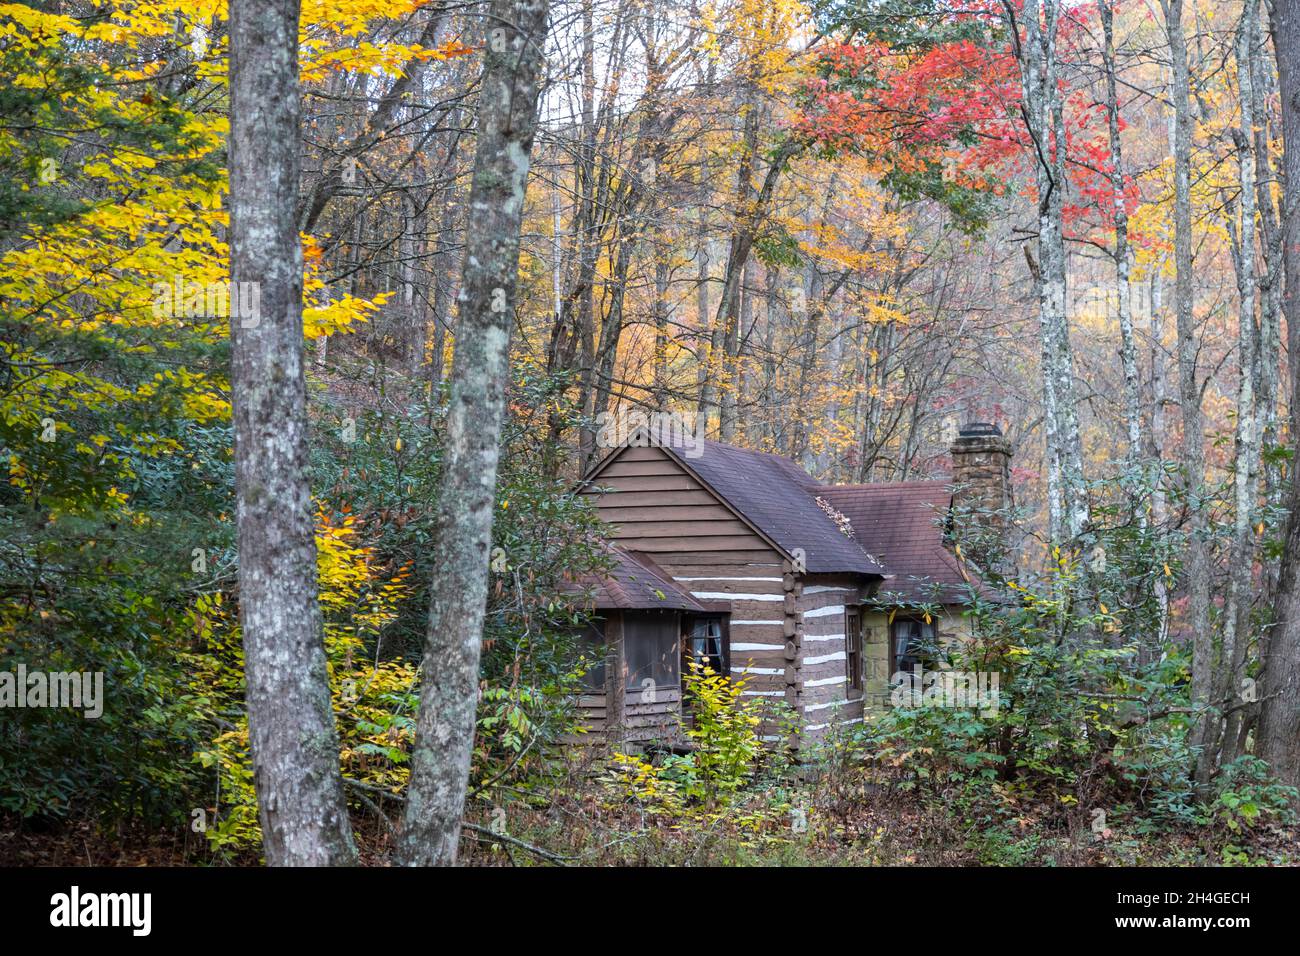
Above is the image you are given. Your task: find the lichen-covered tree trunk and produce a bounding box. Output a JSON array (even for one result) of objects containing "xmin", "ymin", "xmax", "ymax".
[
  {"xmin": 1259, "ymin": 0, "xmax": 1300, "ymax": 797},
  {"xmin": 1160, "ymin": 0, "xmax": 1214, "ymax": 790},
  {"xmin": 1018, "ymin": 0, "xmax": 1060, "ymax": 539},
  {"xmin": 1146, "ymin": 265, "xmax": 1172, "ymax": 660},
  {"xmin": 396, "ymin": 0, "xmax": 551, "ymax": 866},
  {"xmin": 1252, "ymin": 48, "xmax": 1285, "ymax": 526},
  {"xmin": 1013, "ymin": 0, "xmax": 1089, "ymax": 548},
  {"xmin": 1041, "ymin": 3, "xmax": 1089, "ymax": 544},
  {"xmin": 1101, "ymin": 0, "xmax": 1143, "ymax": 465},
  {"xmin": 1218, "ymin": 0, "xmax": 1262, "ymax": 771},
  {"xmin": 228, "ymin": 0, "xmax": 357, "ymax": 866}
]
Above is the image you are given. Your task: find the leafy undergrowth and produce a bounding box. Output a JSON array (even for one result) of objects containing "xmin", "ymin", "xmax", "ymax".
[
  {"xmin": 5, "ymin": 763, "xmax": 1295, "ymax": 868},
  {"xmin": 447, "ymin": 745, "xmax": 1299, "ymax": 867},
  {"xmin": 6, "ymin": 654, "xmax": 1299, "ymax": 867}
]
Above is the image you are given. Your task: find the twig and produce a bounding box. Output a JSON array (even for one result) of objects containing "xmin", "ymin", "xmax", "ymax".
[
  {"xmin": 461, "ymin": 823, "xmax": 575, "ymax": 865},
  {"xmin": 467, "ymin": 736, "xmax": 537, "ymax": 799},
  {"xmin": 344, "ymin": 777, "xmax": 405, "ymax": 802},
  {"xmin": 349, "ymin": 788, "xmax": 396, "ymax": 835},
  {"xmin": 342, "ymin": 778, "xmax": 574, "ymax": 864}
]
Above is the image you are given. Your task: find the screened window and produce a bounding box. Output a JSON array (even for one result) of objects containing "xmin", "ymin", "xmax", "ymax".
[
  {"xmin": 683, "ymin": 615, "xmax": 728, "ymax": 679},
  {"xmin": 623, "ymin": 612, "xmax": 680, "ymax": 694},
  {"xmin": 579, "ymin": 619, "xmax": 607, "ymax": 692},
  {"xmin": 890, "ymin": 617, "xmax": 936, "ymax": 678}
]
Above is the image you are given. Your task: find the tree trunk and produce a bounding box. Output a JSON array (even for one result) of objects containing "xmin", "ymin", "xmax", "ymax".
[
  {"xmin": 1147, "ymin": 264, "xmax": 1171, "ymax": 660},
  {"xmin": 1101, "ymin": 0, "xmax": 1144, "ymax": 466},
  {"xmin": 1251, "ymin": 37, "xmax": 1286, "ymax": 546},
  {"xmin": 1014, "ymin": 0, "xmax": 1090, "ymax": 547},
  {"xmin": 396, "ymin": 0, "xmax": 551, "ymax": 865},
  {"xmin": 757, "ymin": 267, "xmax": 779, "ymax": 444},
  {"xmin": 717, "ymin": 86, "xmax": 760, "ymax": 441},
  {"xmin": 229, "ymin": 0, "xmax": 357, "ymax": 866},
  {"xmin": 1162, "ymin": 0, "xmax": 1215, "ymax": 790},
  {"xmin": 592, "ymin": 226, "xmax": 633, "ymax": 430},
  {"xmin": 693, "ymin": 198, "xmax": 714, "ymax": 428},
  {"xmin": 1259, "ymin": 0, "xmax": 1300, "ymax": 796},
  {"xmin": 1219, "ymin": 0, "xmax": 1262, "ymax": 769},
  {"xmin": 651, "ymin": 245, "xmax": 671, "ymax": 410}
]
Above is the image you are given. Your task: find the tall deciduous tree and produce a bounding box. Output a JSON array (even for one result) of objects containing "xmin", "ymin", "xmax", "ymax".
[
  {"xmin": 1100, "ymin": 0, "xmax": 1143, "ymax": 465},
  {"xmin": 229, "ymin": 0, "xmax": 357, "ymax": 865},
  {"xmin": 1159, "ymin": 0, "xmax": 1214, "ymax": 791},
  {"xmin": 1009, "ymin": 0, "xmax": 1090, "ymax": 548},
  {"xmin": 397, "ymin": 0, "xmax": 553, "ymax": 866},
  {"xmin": 1217, "ymin": 0, "xmax": 1262, "ymax": 771},
  {"xmin": 1260, "ymin": 0, "xmax": 1300, "ymax": 796}
]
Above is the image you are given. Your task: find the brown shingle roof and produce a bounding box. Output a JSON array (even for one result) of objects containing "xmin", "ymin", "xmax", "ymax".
[
  {"xmin": 559, "ymin": 544, "xmax": 706, "ymax": 611},
  {"xmin": 659, "ymin": 439, "xmax": 886, "ymax": 577},
  {"xmin": 817, "ymin": 481, "xmax": 992, "ymax": 604},
  {"xmin": 579, "ymin": 433, "xmax": 1000, "ymax": 600}
]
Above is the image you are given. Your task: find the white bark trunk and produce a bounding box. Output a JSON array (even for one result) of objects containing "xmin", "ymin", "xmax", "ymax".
[
  {"xmin": 397, "ymin": 0, "xmax": 552, "ymax": 865},
  {"xmin": 1101, "ymin": 0, "xmax": 1144, "ymax": 464},
  {"xmin": 229, "ymin": 0, "xmax": 357, "ymax": 866},
  {"xmin": 1218, "ymin": 0, "xmax": 1262, "ymax": 770},
  {"xmin": 1014, "ymin": 0, "xmax": 1090, "ymax": 545},
  {"xmin": 1259, "ymin": 0, "xmax": 1300, "ymax": 796},
  {"xmin": 1161, "ymin": 0, "xmax": 1214, "ymax": 789}
]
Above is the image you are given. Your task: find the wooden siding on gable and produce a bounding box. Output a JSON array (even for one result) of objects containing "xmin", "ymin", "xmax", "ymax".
[{"xmin": 583, "ymin": 446, "xmax": 784, "ymax": 566}]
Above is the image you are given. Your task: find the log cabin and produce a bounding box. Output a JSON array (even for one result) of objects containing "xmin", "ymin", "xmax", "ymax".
[{"xmin": 563, "ymin": 422, "xmax": 1014, "ymax": 748}]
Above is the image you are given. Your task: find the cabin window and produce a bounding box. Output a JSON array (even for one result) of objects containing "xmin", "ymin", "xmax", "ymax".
[
  {"xmin": 845, "ymin": 607, "xmax": 864, "ymax": 693},
  {"xmin": 682, "ymin": 615, "xmax": 729, "ymax": 680},
  {"xmin": 579, "ymin": 619, "xmax": 607, "ymax": 693},
  {"xmin": 890, "ymin": 617, "xmax": 936, "ymax": 678},
  {"xmin": 622, "ymin": 612, "xmax": 679, "ymax": 695}
]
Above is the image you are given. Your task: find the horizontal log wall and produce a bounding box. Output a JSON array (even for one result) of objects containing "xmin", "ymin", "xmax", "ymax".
[
  {"xmin": 797, "ymin": 576, "xmax": 868, "ymax": 741},
  {"xmin": 662, "ymin": 560, "xmax": 792, "ymax": 741}
]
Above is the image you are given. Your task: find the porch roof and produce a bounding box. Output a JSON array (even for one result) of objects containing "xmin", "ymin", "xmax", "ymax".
[{"xmin": 560, "ymin": 544, "xmax": 706, "ymax": 612}]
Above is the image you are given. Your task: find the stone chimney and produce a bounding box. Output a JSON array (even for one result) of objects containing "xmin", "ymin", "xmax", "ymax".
[{"xmin": 949, "ymin": 422, "xmax": 1014, "ymax": 574}]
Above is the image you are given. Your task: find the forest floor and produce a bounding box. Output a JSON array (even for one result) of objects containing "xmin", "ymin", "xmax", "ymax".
[{"xmin": 6, "ymin": 761, "xmax": 1296, "ymax": 867}]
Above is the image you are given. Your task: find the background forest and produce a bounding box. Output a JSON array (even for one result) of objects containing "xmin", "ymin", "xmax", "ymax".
[{"xmin": 2, "ymin": 0, "xmax": 1300, "ymax": 866}]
